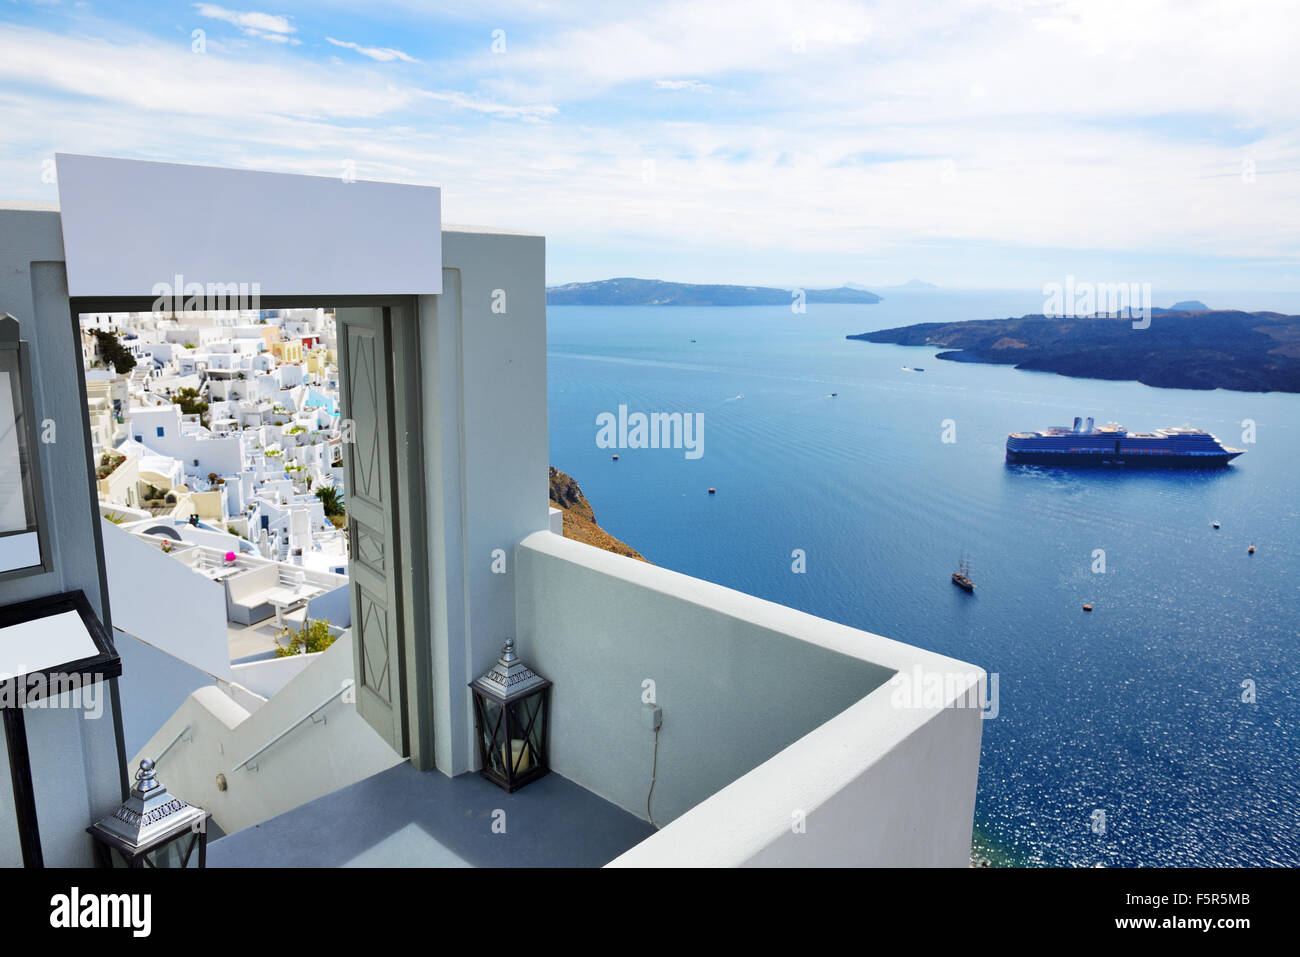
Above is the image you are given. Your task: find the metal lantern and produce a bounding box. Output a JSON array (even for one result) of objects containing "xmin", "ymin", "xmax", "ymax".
[
  {"xmin": 87, "ymin": 759, "xmax": 210, "ymax": 868},
  {"xmin": 469, "ymin": 638, "xmax": 551, "ymax": 792}
]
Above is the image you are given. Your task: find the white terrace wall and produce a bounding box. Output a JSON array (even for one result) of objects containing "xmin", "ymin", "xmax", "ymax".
[
  {"xmin": 101, "ymin": 519, "xmax": 231, "ymax": 680},
  {"xmin": 610, "ymin": 678, "xmax": 984, "ymax": 867},
  {"xmin": 513, "ymin": 531, "xmax": 898, "ymax": 825}
]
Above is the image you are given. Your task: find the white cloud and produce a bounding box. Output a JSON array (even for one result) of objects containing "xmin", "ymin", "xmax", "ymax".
[
  {"xmin": 655, "ymin": 80, "xmax": 713, "ymax": 93},
  {"xmin": 194, "ymin": 3, "xmax": 300, "ymax": 44},
  {"xmin": 417, "ymin": 89, "xmax": 556, "ymax": 119},
  {"xmin": 326, "ymin": 37, "xmax": 418, "ymax": 63},
  {"xmin": 1, "ymin": 1, "xmax": 1297, "ymax": 288}
]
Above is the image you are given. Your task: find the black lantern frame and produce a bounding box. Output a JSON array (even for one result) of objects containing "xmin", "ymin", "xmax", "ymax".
[{"xmin": 469, "ymin": 639, "xmax": 551, "ymax": 792}]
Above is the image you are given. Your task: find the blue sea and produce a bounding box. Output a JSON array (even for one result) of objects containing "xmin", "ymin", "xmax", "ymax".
[{"xmin": 546, "ymin": 291, "xmax": 1300, "ymax": 867}]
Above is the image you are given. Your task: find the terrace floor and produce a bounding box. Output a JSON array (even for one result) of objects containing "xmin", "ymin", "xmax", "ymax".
[
  {"xmin": 206, "ymin": 762, "xmax": 656, "ymax": 867},
  {"xmin": 227, "ymin": 617, "xmax": 285, "ymax": 663}
]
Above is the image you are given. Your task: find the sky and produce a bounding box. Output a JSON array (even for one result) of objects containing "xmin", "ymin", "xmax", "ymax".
[{"xmin": 1, "ymin": 0, "xmax": 1297, "ymax": 301}]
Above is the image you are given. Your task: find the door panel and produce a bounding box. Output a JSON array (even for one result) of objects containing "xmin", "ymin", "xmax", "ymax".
[{"xmin": 335, "ymin": 306, "xmax": 407, "ymax": 755}]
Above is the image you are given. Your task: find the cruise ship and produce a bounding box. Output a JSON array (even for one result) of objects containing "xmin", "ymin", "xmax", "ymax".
[{"xmin": 1006, "ymin": 417, "xmax": 1245, "ymax": 468}]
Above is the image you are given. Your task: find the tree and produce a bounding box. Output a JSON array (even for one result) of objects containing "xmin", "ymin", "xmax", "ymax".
[
  {"xmin": 175, "ymin": 386, "xmax": 209, "ymax": 424},
  {"xmin": 92, "ymin": 330, "xmax": 136, "ymax": 374}
]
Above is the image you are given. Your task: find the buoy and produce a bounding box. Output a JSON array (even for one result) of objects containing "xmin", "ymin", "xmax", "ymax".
[
  {"xmin": 708, "ymin": 487, "xmax": 716, "ymax": 495},
  {"xmin": 612, "ymin": 454, "xmax": 619, "ymax": 461},
  {"xmin": 1082, "ymin": 604, "xmax": 1093, "ymax": 612},
  {"xmin": 1248, "ymin": 544, "xmax": 1255, "ymax": 554}
]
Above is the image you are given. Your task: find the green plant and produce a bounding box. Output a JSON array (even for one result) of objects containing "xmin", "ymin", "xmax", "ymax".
[
  {"xmin": 103, "ymin": 511, "xmax": 128, "ymax": 525},
  {"xmin": 275, "ymin": 618, "xmax": 336, "ymax": 657},
  {"xmin": 175, "ymin": 386, "xmax": 208, "ymax": 421},
  {"xmin": 95, "ymin": 451, "xmax": 126, "ymax": 480},
  {"xmin": 315, "ymin": 484, "xmax": 344, "ymax": 518}
]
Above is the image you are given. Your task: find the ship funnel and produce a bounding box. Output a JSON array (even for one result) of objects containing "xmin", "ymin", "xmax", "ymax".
[
  {"xmin": 1073, "ymin": 416, "xmax": 1082, "ymax": 432},
  {"xmin": 1084, "ymin": 416, "xmax": 1094, "ymax": 432}
]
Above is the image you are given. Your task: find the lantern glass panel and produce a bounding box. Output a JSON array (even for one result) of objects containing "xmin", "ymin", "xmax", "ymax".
[
  {"xmin": 507, "ymin": 693, "xmax": 546, "ymax": 774},
  {"xmin": 475, "ymin": 696, "xmax": 507, "ymax": 777},
  {"xmin": 150, "ymin": 832, "xmax": 202, "ymax": 868}
]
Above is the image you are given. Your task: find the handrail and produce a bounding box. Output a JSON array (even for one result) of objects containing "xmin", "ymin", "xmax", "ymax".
[
  {"xmin": 154, "ymin": 724, "xmax": 192, "ymax": 765},
  {"xmin": 232, "ymin": 680, "xmax": 353, "ymax": 772}
]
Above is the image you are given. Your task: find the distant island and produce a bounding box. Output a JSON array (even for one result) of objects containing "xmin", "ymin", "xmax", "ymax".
[
  {"xmin": 849, "ymin": 308, "xmax": 1300, "ymax": 393},
  {"xmin": 547, "ymin": 277, "xmax": 881, "ymax": 306}
]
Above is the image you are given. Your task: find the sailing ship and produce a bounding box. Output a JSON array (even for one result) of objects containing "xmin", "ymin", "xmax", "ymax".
[{"xmin": 951, "ymin": 555, "xmax": 975, "ymax": 592}]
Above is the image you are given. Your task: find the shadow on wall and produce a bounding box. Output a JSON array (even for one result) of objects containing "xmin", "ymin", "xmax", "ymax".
[{"xmin": 114, "ymin": 632, "xmax": 216, "ymax": 757}]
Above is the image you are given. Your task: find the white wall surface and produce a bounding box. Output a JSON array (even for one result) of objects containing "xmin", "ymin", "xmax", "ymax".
[
  {"xmin": 56, "ymin": 155, "xmax": 442, "ymax": 297},
  {"xmin": 230, "ymin": 652, "xmax": 317, "ymax": 699},
  {"xmin": 115, "ymin": 631, "xmax": 217, "ymax": 757},
  {"xmin": 516, "ymin": 531, "xmax": 985, "ymax": 867},
  {"xmin": 421, "ymin": 226, "xmax": 550, "ymax": 776},
  {"xmin": 0, "ymin": 206, "xmax": 125, "ymax": 867},
  {"xmin": 133, "ymin": 633, "xmax": 404, "ymax": 835},
  {"xmin": 514, "ymin": 531, "xmax": 893, "ymax": 824},
  {"xmin": 610, "ymin": 678, "xmax": 984, "ymax": 867},
  {"xmin": 101, "ymin": 519, "xmax": 231, "ymax": 680}
]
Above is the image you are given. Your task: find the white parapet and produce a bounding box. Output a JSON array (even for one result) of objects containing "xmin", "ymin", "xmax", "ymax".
[{"xmin": 514, "ymin": 530, "xmax": 985, "ymax": 867}]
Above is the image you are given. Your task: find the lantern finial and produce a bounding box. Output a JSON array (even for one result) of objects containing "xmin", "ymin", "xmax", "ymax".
[
  {"xmin": 501, "ymin": 637, "xmax": 517, "ymax": 663},
  {"xmin": 135, "ymin": 758, "xmax": 160, "ymax": 795}
]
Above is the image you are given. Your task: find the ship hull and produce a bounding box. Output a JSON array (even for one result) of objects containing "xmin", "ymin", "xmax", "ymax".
[{"xmin": 1006, "ymin": 450, "xmax": 1242, "ymax": 468}]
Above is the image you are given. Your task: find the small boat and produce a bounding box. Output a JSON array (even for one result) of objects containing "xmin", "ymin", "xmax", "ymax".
[
  {"xmin": 951, "ymin": 555, "xmax": 975, "ymax": 592},
  {"xmin": 830, "ymin": 392, "xmax": 838, "ymax": 397},
  {"xmin": 708, "ymin": 487, "xmax": 716, "ymax": 495},
  {"xmin": 1248, "ymin": 543, "xmax": 1255, "ymax": 554},
  {"xmin": 612, "ymin": 454, "xmax": 619, "ymax": 461},
  {"xmin": 1083, "ymin": 604, "xmax": 1093, "ymax": 612},
  {"xmin": 690, "ymin": 337, "xmax": 697, "ymax": 343},
  {"xmin": 913, "ymin": 367, "xmax": 925, "ymax": 372},
  {"xmin": 1212, "ymin": 520, "xmax": 1220, "ymax": 529}
]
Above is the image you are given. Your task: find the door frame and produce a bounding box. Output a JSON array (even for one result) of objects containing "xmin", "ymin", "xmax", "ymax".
[{"xmin": 70, "ymin": 294, "xmax": 435, "ymax": 770}]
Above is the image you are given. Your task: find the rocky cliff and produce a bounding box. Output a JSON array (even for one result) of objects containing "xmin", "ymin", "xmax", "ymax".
[{"xmin": 548, "ymin": 467, "xmax": 647, "ymax": 562}]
